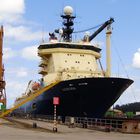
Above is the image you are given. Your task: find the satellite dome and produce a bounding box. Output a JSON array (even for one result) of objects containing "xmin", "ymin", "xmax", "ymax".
[{"xmin": 64, "ymin": 6, "xmax": 73, "ymax": 16}]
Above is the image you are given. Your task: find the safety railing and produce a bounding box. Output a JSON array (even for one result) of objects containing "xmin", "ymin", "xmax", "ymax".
[{"xmin": 17, "ymin": 114, "xmax": 125, "ymax": 131}]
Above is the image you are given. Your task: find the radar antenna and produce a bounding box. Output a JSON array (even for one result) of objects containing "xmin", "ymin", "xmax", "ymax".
[{"xmin": 55, "ymin": 6, "xmax": 75, "ymax": 42}]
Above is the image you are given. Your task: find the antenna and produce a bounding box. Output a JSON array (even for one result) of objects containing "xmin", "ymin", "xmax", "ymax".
[{"xmin": 55, "ymin": 6, "xmax": 76, "ymax": 42}]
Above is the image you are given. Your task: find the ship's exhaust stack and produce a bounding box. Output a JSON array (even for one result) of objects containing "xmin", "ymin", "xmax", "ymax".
[{"xmin": 106, "ymin": 24, "xmax": 112, "ymax": 77}]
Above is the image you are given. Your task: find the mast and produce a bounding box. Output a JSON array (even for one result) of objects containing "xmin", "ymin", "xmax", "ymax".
[
  {"xmin": 55, "ymin": 6, "xmax": 75, "ymax": 42},
  {"xmin": 105, "ymin": 24, "xmax": 112, "ymax": 77},
  {"xmin": 0, "ymin": 26, "xmax": 6, "ymax": 108}
]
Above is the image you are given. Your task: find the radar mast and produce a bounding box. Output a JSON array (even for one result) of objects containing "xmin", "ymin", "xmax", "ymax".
[{"xmin": 55, "ymin": 6, "xmax": 75, "ymax": 42}]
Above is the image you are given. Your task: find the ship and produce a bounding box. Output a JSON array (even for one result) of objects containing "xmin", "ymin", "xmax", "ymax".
[{"xmin": 14, "ymin": 6, "xmax": 133, "ymax": 118}]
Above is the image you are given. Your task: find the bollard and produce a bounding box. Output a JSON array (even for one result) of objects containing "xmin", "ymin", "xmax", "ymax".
[
  {"xmin": 69, "ymin": 117, "xmax": 75, "ymax": 128},
  {"xmin": 105, "ymin": 125, "xmax": 110, "ymax": 132},
  {"xmin": 53, "ymin": 127, "xmax": 58, "ymax": 132},
  {"xmin": 32, "ymin": 122, "xmax": 37, "ymax": 128}
]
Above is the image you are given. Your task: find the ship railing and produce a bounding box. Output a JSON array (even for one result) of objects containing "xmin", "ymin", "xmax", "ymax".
[
  {"xmin": 71, "ymin": 117, "xmax": 123, "ymax": 131},
  {"xmin": 39, "ymin": 60, "xmax": 48, "ymax": 67},
  {"xmin": 38, "ymin": 68, "xmax": 48, "ymax": 74}
]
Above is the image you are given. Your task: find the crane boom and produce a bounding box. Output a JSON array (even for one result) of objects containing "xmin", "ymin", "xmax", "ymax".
[{"xmin": 89, "ymin": 18, "xmax": 114, "ymax": 41}]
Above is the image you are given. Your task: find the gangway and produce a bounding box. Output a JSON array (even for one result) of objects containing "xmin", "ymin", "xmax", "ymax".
[{"xmin": 0, "ymin": 81, "xmax": 60, "ymax": 118}]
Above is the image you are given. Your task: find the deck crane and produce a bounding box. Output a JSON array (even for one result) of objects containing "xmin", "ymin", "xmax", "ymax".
[
  {"xmin": 88, "ymin": 18, "xmax": 114, "ymax": 41},
  {"xmin": 83, "ymin": 18, "xmax": 114, "ymax": 77}
]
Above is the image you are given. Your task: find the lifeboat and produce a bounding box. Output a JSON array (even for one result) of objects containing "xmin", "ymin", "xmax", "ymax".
[{"xmin": 32, "ymin": 82, "xmax": 40, "ymax": 91}]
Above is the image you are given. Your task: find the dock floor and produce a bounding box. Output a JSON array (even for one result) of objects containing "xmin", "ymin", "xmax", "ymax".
[{"xmin": 0, "ymin": 118, "xmax": 140, "ymax": 140}]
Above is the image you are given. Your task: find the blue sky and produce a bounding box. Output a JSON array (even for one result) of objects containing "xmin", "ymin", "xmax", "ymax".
[{"xmin": 0, "ymin": 0, "xmax": 140, "ymax": 107}]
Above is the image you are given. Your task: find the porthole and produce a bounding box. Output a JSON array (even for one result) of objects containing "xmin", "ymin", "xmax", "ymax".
[
  {"xmin": 32, "ymin": 103, "xmax": 37, "ymax": 109},
  {"xmin": 67, "ymin": 54, "xmax": 72, "ymax": 56}
]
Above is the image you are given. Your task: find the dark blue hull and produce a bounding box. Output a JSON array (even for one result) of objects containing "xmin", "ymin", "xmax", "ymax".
[{"xmin": 14, "ymin": 77, "xmax": 133, "ymax": 118}]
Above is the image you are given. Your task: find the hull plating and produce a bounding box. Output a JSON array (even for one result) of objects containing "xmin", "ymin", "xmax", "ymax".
[{"xmin": 15, "ymin": 77, "xmax": 133, "ymax": 118}]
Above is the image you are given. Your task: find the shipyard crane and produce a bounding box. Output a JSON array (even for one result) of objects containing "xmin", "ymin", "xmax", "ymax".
[{"xmin": 0, "ymin": 26, "xmax": 6, "ymax": 109}]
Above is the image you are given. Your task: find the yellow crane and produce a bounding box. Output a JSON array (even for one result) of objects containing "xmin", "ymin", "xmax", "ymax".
[{"xmin": 0, "ymin": 81, "xmax": 60, "ymax": 118}]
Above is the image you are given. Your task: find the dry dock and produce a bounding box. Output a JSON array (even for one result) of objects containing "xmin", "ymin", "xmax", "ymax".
[{"xmin": 0, "ymin": 118, "xmax": 140, "ymax": 140}]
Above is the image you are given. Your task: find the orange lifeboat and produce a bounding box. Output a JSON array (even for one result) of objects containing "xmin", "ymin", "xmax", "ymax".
[{"xmin": 32, "ymin": 82, "xmax": 40, "ymax": 91}]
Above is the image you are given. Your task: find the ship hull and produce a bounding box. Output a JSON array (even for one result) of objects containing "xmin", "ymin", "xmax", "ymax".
[{"xmin": 15, "ymin": 77, "xmax": 133, "ymax": 118}]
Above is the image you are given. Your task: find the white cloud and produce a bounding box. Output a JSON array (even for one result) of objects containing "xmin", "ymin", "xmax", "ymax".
[
  {"xmin": 0, "ymin": 0, "xmax": 25, "ymax": 14},
  {"xmin": 132, "ymin": 48, "xmax": 140, "ymax": 68},
  {"xmin": 3, "ymin": 47, "xmax": 16, "ymax": 60},
  {"xmin": 6, "ymin": 80, "xmax": 27, "ymax": 108},
  {"xmin": 5, "ymin": 25, "xmax": 43, "ymax": 42},
  {"xmin": 0, "ymin": 0, "xmax": 25, "ymax": 23},
  {"xmin": 21, "ymin": 45, "xmax": 39, "ymax": 61},
  {"xmin": 17, "ymin": 68, "xmax": 28, "ymax": 77},
  {"xmin": 6, "ymin": 67, "xmax": 28, "ymax": 78},
  {"xmin": 6, "ymin": 81, "xmax": 26, "ymax": 97}
]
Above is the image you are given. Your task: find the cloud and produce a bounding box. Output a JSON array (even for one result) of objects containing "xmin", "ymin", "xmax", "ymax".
[
  {"xmin": 5, "ymin": 25, "xmax": 43, "ymax": 42},
  {"xmin": 0, "ymin": 0, "xmax": 25, "ymax": 23},
  {"xmin": 3, "ymin": 47, "xmax": 17, "ymax": 60},
  {"xmin": 6, "ymin": 80, "xmax": 27, "ymax": 108},
  {"xmin": 16, "ymin": 68, "xmax": 28, "ymax": 77},
  {"xmin": 21, "ymin": 45, "xmax": 39, "ymax": 61},
  {"xmin": 6, "ymin": 81, "xmax": 26, "ymax": 97},
  {"xmin": 6, "ymin": 67, "xmax": 29, "ymax": 78},
  {"xmin": 132, "ymin": 48, "xmax": 140, "ymax": 68}
]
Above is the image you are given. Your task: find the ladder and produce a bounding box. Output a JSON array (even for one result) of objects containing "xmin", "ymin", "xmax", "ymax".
[{"xmin": 0, "ymin": 81, "xmax": 60, "ymax": 118}]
